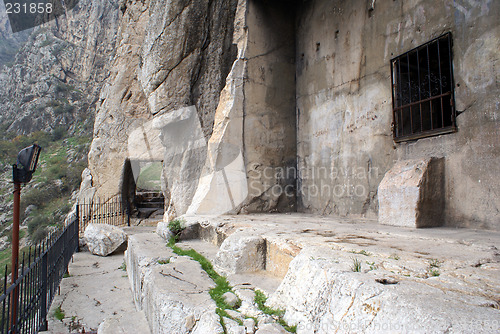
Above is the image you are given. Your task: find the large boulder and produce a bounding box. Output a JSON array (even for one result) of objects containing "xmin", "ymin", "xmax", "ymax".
[
  {"xmin": 214, "ymin": 231, "xmax": 266, "ymax": 275},
  {"xmin": 84, "ymin": 224, "xmax": 127, "ymax": 256}
]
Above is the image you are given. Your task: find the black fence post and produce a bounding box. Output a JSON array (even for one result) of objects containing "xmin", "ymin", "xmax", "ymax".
[
  {"xmin": 39, "ymin": 250, "xmax": 48, "ymax": 331},
  {"xmin": 76, "ymin": 204, "xmax": 80, "ymax": 253}
]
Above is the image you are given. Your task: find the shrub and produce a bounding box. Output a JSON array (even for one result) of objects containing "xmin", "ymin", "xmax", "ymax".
[{"xmin": 168, "ymin": 219, "xmax": 185, "ymax": 237}]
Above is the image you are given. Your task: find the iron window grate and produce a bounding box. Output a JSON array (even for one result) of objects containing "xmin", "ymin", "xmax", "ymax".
[{"xmin": 390, "ymin": 33, "xmax": 457, "ymax": 142}]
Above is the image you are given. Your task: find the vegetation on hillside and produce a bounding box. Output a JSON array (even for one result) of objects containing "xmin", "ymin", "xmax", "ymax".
[{"xmin": 0, "ymin": 129, "xmax": 91, "ymax": 274}]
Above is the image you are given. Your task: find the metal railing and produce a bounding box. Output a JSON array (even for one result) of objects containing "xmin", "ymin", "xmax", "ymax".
[
  {"xmin": 0, "ymin": 213, "xmax": 79, "ymax": 333},
  {"xmin": 78, "ymin": 196, "xmax": 130, "ymax": 234}
]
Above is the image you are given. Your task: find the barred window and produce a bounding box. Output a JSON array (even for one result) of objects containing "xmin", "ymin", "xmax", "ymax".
[{"xmin": 391, "ymin": 33, "xmax": 457, "ymax": 142}]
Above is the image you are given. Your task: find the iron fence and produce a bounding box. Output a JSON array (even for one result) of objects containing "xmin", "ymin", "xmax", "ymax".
[
  {"xmin": 0, "ymin": 213, "xmax": 79, "ymax": 333},
  {"xmin": 78, "ymin": 196, "xmax": 130, "ymax": 234}
]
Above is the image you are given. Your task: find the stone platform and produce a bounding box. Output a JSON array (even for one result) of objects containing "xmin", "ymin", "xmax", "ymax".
[
  {"xmin": 156, "ymin": 213, "xmax": 500, "ymax": 333},
  {"xmin": 48, "ymin": 214, "xmax": 500, "ymax": 333}
]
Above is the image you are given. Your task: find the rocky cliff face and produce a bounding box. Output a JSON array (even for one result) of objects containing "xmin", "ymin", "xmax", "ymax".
[
  {"xmin": 0, "ymin": 0, "xmax": 121, "ymax": 245},
  {"xmin": 0, "ymin": 2, "xmax": 30, "ymax": 68},
  {"xmin": 86, "ymin": 0, "xmax": 298, "ymax": 219},
  {"xmin": 0, "ymin": 0, "xmax": 120, "ymax": 135},
  {"xmin": 87, "ymin": 0, "xmax": 240, "ymax": 216}
]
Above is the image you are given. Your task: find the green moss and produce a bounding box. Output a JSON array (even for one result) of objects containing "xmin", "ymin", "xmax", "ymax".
[
  {"xmin": 119, "ymin": 261, "xmax": 127, "ymax": 271},
  {"xmin": 168, "ymin": 219, "xmax": 185, "ymax": 238},
  {"xmin": 168, "ymin": 237, "xmax": 242, "ymax": 331},
  {"xmin": 53, "ymin": 306, "xmax": 65, "ymax": 321}
]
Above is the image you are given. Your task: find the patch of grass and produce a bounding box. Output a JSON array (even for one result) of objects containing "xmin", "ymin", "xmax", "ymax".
[
  {"xmin": 428, "ymin": 259, "xmax": 441, "ymax": 268},
  {"xmin": 366, "ymin": 261, "xmax": 377, "ymax": 271},
  {"xmin": 254, "ymin": 290, "xmax": 297, "ymax": 333},
  {"xmin": 119, "ymin": 261, "xmax": 126, "ymax": 271},
  {"xmin": 157, "ymin": 259, "xmax": 170, "ymax": 265},
  {"xmin": 167, "ymin": 237, "xmax": 244, "ymax": 329},
  {"xmin": 389, "ymin": 254, "xmax": 400, "ymax": 260},
  {"xmin": 429, "ymin": 269, "xmax": 440, "ymax": 277},
  {"xmin": 63, "ymin": 272, "xmax": 71, "ymax": 278},
  {"xmin": 349, "ymin": 250, "xmax": 371, "ymax": 256},
  {"xmin": 168, "ymin": 219, "xmax": 185, "ymax": 240},
  {"xmin": 351, "ymin": 257, "xmax": 362, "ymax": 272},
  {"xmin": 53, "ymin": 306, "xmax": 65, "ymax": 321}
]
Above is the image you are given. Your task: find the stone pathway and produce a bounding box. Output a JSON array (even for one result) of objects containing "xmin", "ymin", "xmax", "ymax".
[{"xmin": 42, "ymin": 229, "xmax": 153, "ymax": 334}]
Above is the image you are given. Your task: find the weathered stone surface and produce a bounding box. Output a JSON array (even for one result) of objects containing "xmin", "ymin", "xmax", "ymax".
[
  {"xmin": 97, "ymin": 311, "xmax": 150, "ymax": 334},
  {"xmin": 224, "ymin": 317, "xmax": 246, "ymax": 334},
  {"xmin": 126, "ymin": 233, "xmax": 218, "ymax": 334},
  {"xmin": 255, "ymin": 323, "xmax": 287, "ymax": 334},
  {"xmin": 87, "ymin": 0, "xmax": 238, "ymax": 206},
  {"xmin": 155, "ymin": 221, "xmax": 173, "ymax": 241},
  {"xmin": 268, "ymin": 246, "xmax": 500, "ymax": 333},
  {"xmin": 243, "ymin": 318, "xmax": 256, "ymax": 334},
  {"xmin": 214, "ymin": 232, "xmax": 266, "ymax": 275},
  {"xmin": 191, "ymin": 311, "xmax": 224, "ymax": 334},
  {"xmin": 156, "ymin": 217, "xmax": 201, "ymax": 242},
  {"xmin": 84, "ymin": 224, "xmax": 127, "ymax": 256},
  {"xmin": 378, "ymin": 158, "xmax": 444, "ymax": 228},
  {"xmin": 295, "ymin": 0, "xmax": 499, "ymax": 229}
]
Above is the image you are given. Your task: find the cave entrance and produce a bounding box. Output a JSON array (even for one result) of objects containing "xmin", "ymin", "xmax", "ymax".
[{"xmin": 121, "ymin": 159, "xmax": 165, "ymax": 219}]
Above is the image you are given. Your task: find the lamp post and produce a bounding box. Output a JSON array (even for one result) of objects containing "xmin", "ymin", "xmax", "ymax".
[{"xmin": 10, "ymin": 144, "xmax": 41, "ymax": 331}]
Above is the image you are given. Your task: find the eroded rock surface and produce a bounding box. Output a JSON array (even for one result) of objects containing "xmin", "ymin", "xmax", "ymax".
[{"xmin": 268, "ymin": 246, "xmax": 500, "ymax": 334}]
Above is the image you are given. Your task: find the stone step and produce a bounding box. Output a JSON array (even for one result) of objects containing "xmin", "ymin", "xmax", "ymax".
[
  {"xmin": 136, "ymin": 201, "xmax": 164, "ymax": 209},
  {"xmin": 128, "ymin": 232, "xmax": 289, "ymax": 334},
  {"xmin": 136, "ymin": 207, "xmax": 164, "ymax": 218},
  {"xmin": 125, "ymin": 233, "xmax": 223, "ymax": 333}
]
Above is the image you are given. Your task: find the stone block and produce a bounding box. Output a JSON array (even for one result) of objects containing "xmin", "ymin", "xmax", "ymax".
[
  {"xmin": 378, "ymin": 158, "xmax": 444, "ymax": 228},
  {"xmin": 125, "ymin": 233, "xmax": 218, "ymax": 334},
  {"xmin": 214, "ymin": 232, "xmax": 266, "ymax": 275},
  {"xmin": 84, "ymin": 224, "xmax": 127, "ymax": 256}
]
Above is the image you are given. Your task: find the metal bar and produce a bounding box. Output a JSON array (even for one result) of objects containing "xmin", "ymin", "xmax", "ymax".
[
  {"xmin": 391, "ymin": 61, "xmax": 398, "ymax": 137},
  {"xmin": 448, "ymin": 34, "xmax": 456, "ymax": 127},
  {"xmin": 417, "ymin": 48, "xmax": 423, "ymax": 132},
  {"xmin": 11, "ymin": 182, "xmax": 21, "ymax": 334},
  {"xmin": 427, "ymin": 45, "xmax": 433, "ymax": 130},
  {"xmin": 397, "ymin": 59, "xmax": 404, "ymax": 133},
  {"xmin": 394, "ymin": 125, "xmax": 457, "ymax": 143},
  {"xmin": 440, "ymin": 96, "xmax": 444, "ymax": 128},
  {"xmin": 407, "ymin": 53, "xmax": 413, "ymax": 134},
  {"xmin": 407, "ymin": 53, "xmax": 412, "ymax": 103},
  {"xmin": 393, "ymin": 92, "xmax": 452, "ymax": 111},
  {"xmin": 437, "ymin": 38, "xmax": 443, "ymax": 95}
]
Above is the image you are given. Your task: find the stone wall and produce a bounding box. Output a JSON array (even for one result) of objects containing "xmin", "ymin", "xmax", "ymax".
[
  {"xmin": 295, "ymin": 0, "xmax": 500, "ymax": 229},
  {"xmin": 86, "ymin": 0, "xmax": 499, "ymax": 229}
]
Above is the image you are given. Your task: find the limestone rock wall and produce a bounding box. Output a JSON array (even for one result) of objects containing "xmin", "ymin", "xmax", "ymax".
[
  {"xmin": 88, "ymin": 0, "xmax": 238, "ymax": 201},
  {"xmin": 296, "ymin": 0, "xmax": 500, "ymax": 229},
  {"xmin": 88, "ymin": 0, "xmax": 297, "ymax": 217}
]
